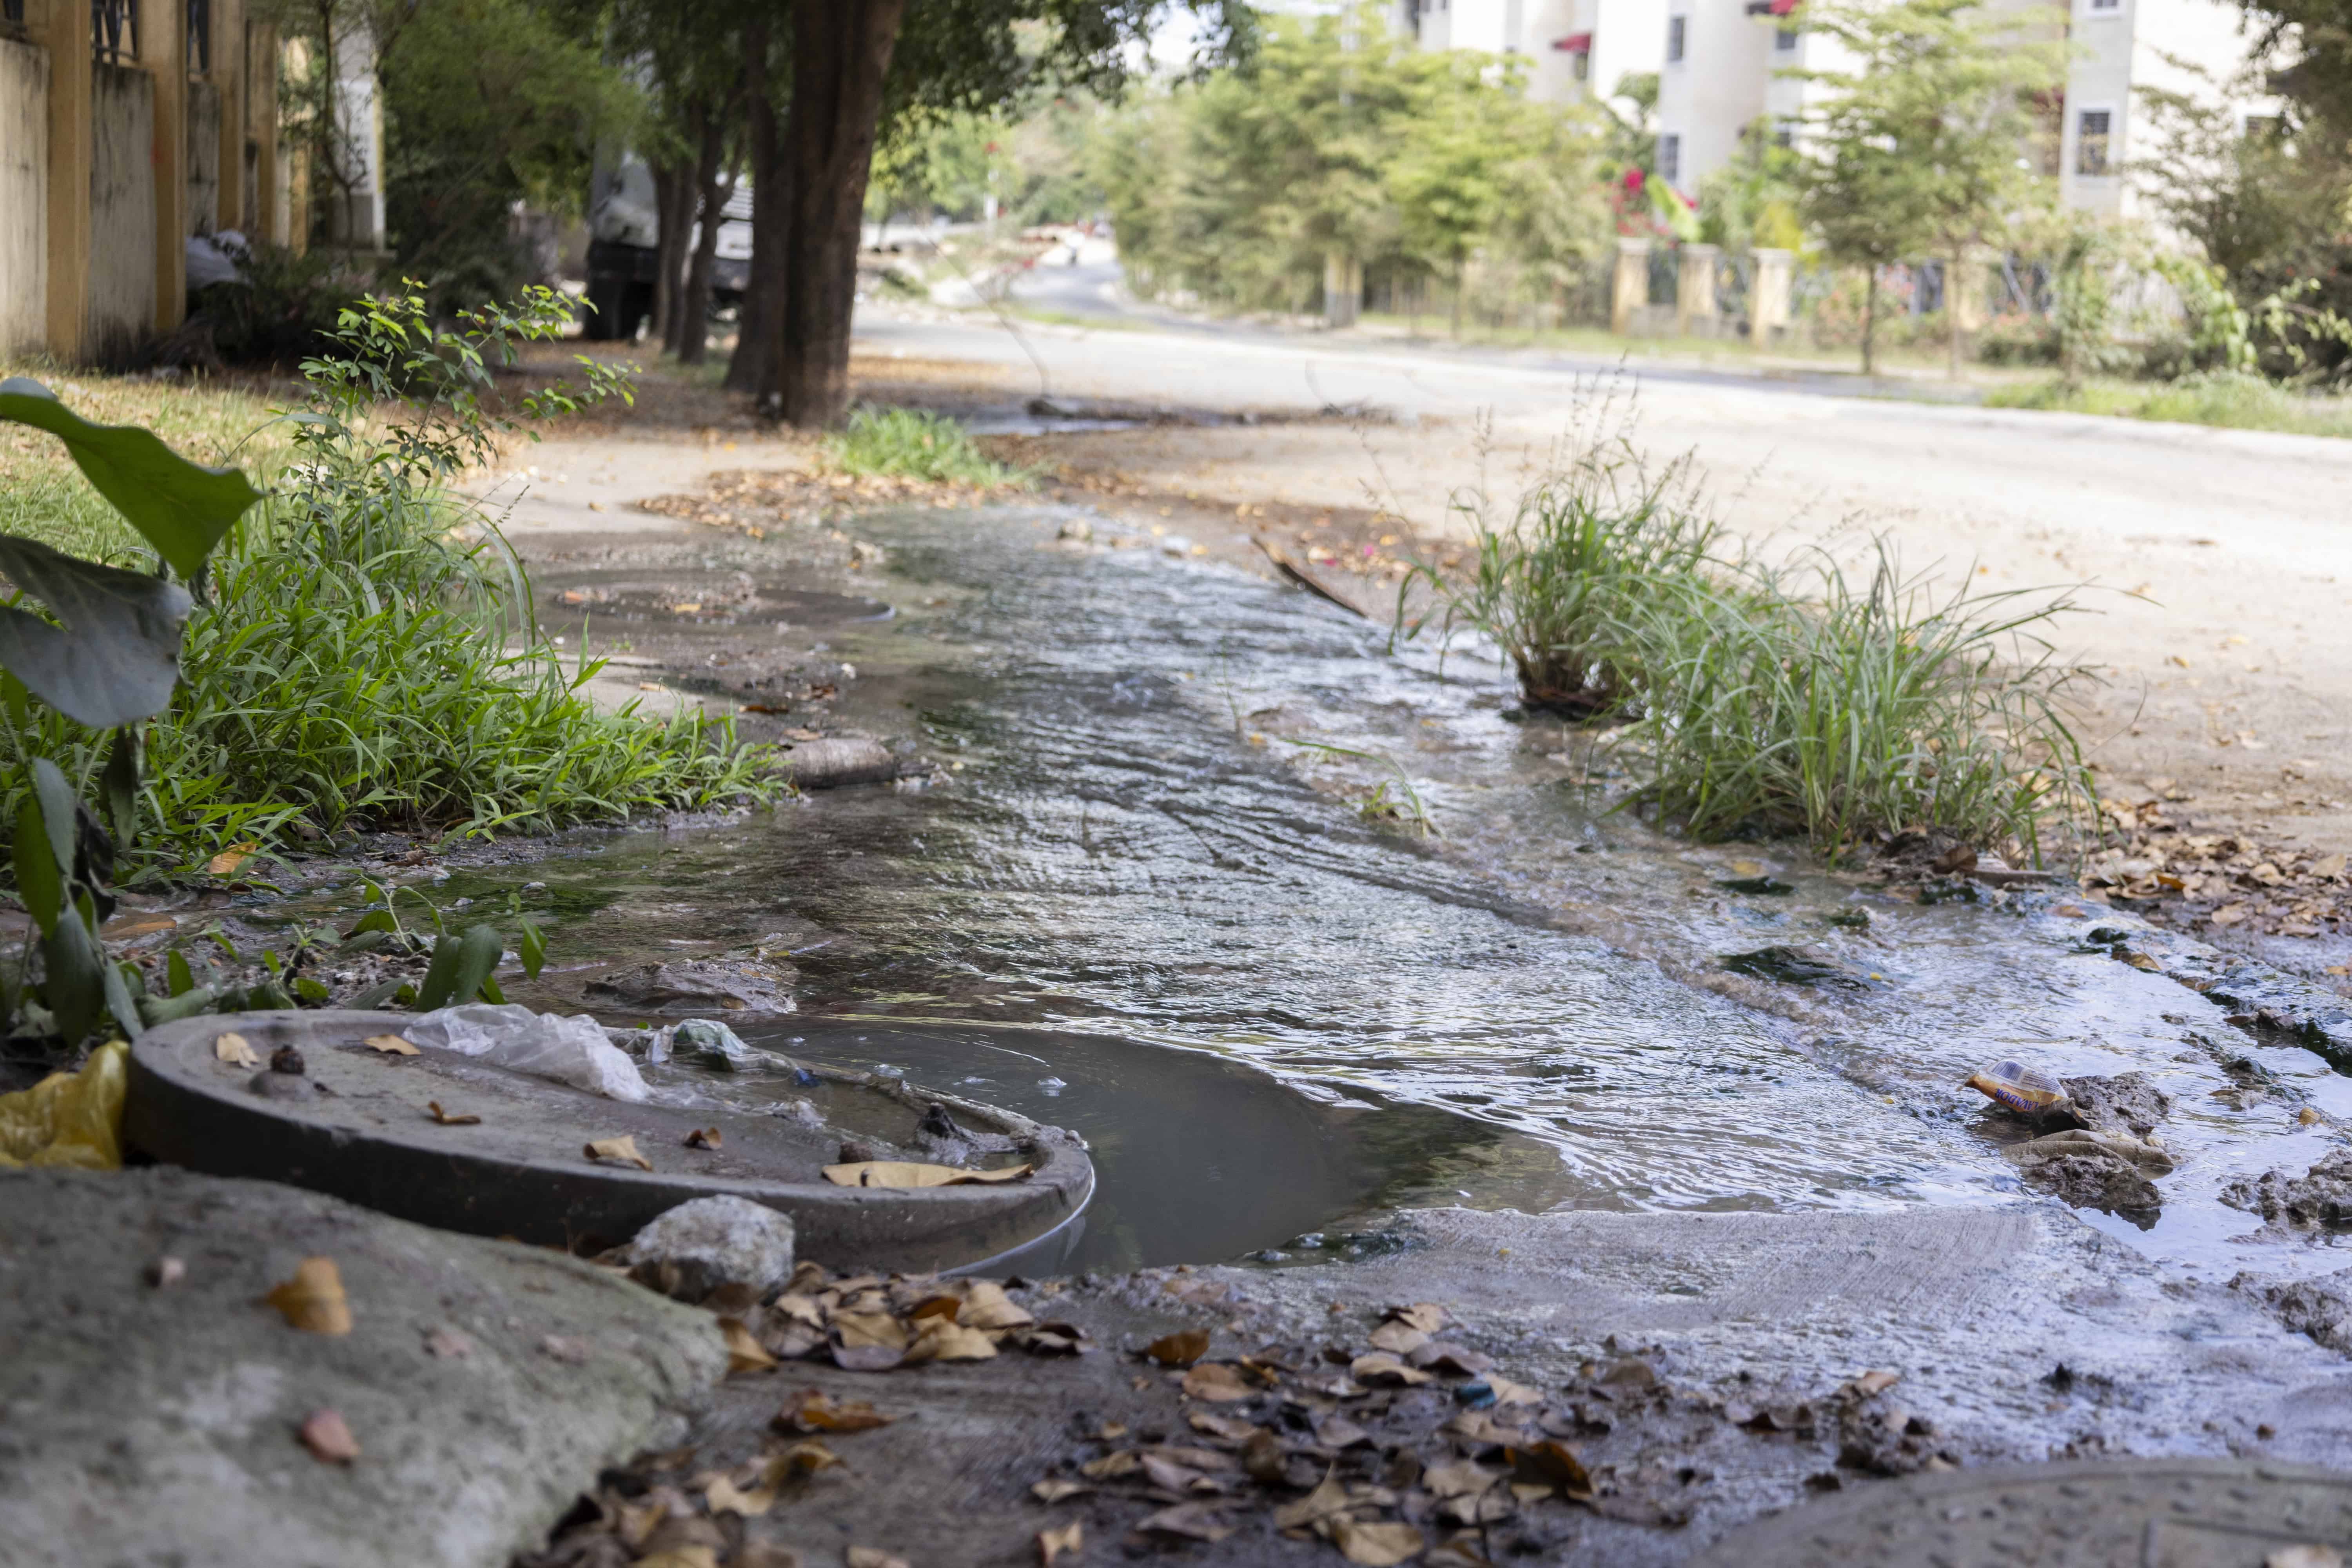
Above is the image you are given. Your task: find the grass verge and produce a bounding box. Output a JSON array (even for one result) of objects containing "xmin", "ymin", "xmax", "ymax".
[
  {"xmin": 830, "ymin": 406, "xmax": 1029, "ymax": 487},
  {"xmin": 1403, "ymin": 443, "xmax": 2096, "ymax": 862},
  {"xmin": 0, "ymin": 359, "xmax": 773, "ymax": 878},
  {"xmin": 1985, "ymin": 372, "xmax": 2352, "ymax": 439}
]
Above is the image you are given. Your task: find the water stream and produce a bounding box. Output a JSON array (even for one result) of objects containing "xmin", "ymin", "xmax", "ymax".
[{"xmin": 274, "ymin": 502, "xmax": 2352, "ymax": 1281}]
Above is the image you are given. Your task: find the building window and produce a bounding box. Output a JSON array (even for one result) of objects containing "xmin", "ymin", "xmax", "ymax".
[
  {"xmin": 2087, "ymin": 0, "xmax": 2120, "ymax": 11},
  {"xmin": 1, "ymin": 0, "xmax": 23, "ymax": 28},
  {"xmin": 2076, "ymin": 109, "xmax": 2112, "ymax": 174},
  {"xmin": 1572, "ymin": 49, "xmax": 1590, "ymax": 80},
  {"xmin": 1666, "ymin": 15, "xmax": 1686, "ymax": 61},
  {"xmin": 1660, "ymin": 133, "xmax": 1682, "ymax": 183},
  {"xmin": 1774, "ymin": 24, "xmax": 1799, "ymax": 49},
  {"xmin": 187, "ymin": 0, "xmax": 210, "ymax": 71},
  {"xmin": 93, "ymin": 0, "xmax": 140, "ymax": 62}
]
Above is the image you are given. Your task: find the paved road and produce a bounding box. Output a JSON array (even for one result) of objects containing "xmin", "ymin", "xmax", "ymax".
[{"xmin": 855, "ymin": 303, "xmax": 2352, "ymax": 850}]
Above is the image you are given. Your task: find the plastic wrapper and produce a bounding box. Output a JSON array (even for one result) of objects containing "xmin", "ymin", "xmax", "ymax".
[
  {"xmin": 1965, "ymin": 1057, "xmax": 2068, "ymax": 1116},
  {"xmin": 0, "ymin": 1040, "xmax": 128, "ymax": 1169},
  {"xmin": 405, "ymin": 1004, "xmax": 650, "ymax": 1102}
]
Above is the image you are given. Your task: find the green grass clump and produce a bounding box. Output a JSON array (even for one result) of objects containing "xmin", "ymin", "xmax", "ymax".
[
  {"xmin": 828, "ymin": 406, "xmax": 1026, "ymax": 487},
  {"xmin": 1403, "ymin": 447, "xmax": 2095, "ymax": 862},
  {"xmin": 1985, "ymin": 371, "xmax": 2352, "ymax": 438}
]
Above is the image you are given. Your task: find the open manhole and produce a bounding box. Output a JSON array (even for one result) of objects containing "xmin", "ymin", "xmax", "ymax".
[
  {"xmin": 123, "ymin": 1010, "xmax": 1092, "ymax": 1273},
  {"xmin": 1690, "ymin": 1458, "xmax": 2352, "ymax": 1567}
]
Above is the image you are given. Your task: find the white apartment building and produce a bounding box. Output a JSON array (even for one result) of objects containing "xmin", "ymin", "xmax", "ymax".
[
  {"xmin": 1648, "ymin": 0, "xmax": 2269, "ymax": 207},
  {"xmin": 1398, "ymin": 0, "xmax": 1668, "ymax": 114}
]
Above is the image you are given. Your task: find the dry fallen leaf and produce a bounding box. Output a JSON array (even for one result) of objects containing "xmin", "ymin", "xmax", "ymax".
[
  {"xmin": 1847, "ymin": 1369, "xmax": 1902, "ymax": 1398},
  {"xmin": 539, "ymin": 1334, "xmax": 591, "ymax": 1365},
  {"xmin": 835, "ymin": 1311, "xmax": 911, "ymax": 1352},
  {"xmin": 775, "ymin": 1439, "xmax": 842, "ymax": 1477},
  {"xmin": 775, "ymin": 1389, "xmax": 893, "ymax": 1434},
  {"xmin": 265, "ymin": 1258, "xmax": 353, "ymax": 1336},
  {"xmin": 1081, "ymin": 1451, "xmax": 1141, "ymax": 1481},
  {"xmin": 424, "ymin": 1326, "xmax": 475, "ymax": 1359},
  {"xmin": 821, "ymin": 1160, "xmax": 1034, "ymax": 1188},
  {"xmin": 1188, "ymin": 1410, "xmax": 1259, "ymax": 1442},
  {"xmin": 1330, "ymin": 1515, "xmax": 1425, "ymax": 1566},
  {"xmin": 298, "ymin": 1408, "xmax": 360, "ymax": 1463},
  {"xmin": 958, "ymin": 1280, "xmax": 1036, "ymax": 1330},
  {"xmin": 1385, "ymin": 1302, "xmax": 1448, "ymax": 1334},
  {"xmin": 1509, "ymin": 1439, "xmax": 1591, "ymax": 1496},
  {"xmin": 1148, "ymin": 1328, "xmax": 1212, "ymax": 1367},
  {"xmin": 1136, "ymin": 1503, "xmax": 1232, "ymax": 1543},
  {"xmin": 1350, "ymin": 1352, "xmax": 1432, "ymax": 1387},
  {"xmin": 705, "ymin": 1470, "xmax": 778, "ymax": 1519},
  {"xmin": 906, "ymin": 1316, "xmax": 1000, "ymax": 1363},
  {"xmin": 584, "ymin": 1135, "xmax": 653, "ymax": 1171},
  {"xmin": 1274, "ymin": 1468, "xmax": 1355, "ymax": 1531},
  {"xmin": 846, "ymin": 1549, "xmax": 909, "ymax": 1568},
  {"xmin": 214, "ymin": 1033, "xmax": 260, "ymax": 1068},
  {"xmin": 721, "ymin": 1317, "xmax": 778, "ymax": 1373},
  {"xmin": 1033, "ymin": 1478, "xmax": 1093, "ymax": 1503},
  {"xmin": 1181, "ymin": 1361, "xmax": 1255, "ymax": 1402},
  {"xmin": 426, "ymin": 1102, "xmax": 481, "ymax": 1127},
  {"xmin": 1038, "ymin": 1520, "xmax": 1083, "ymax": 1564},
  {"xmin": 363, "ymin": 1034, "xmax": 419, "ymax": 1056},
  {"xmin": 684, "ymin": 1127, "xmax": 723, "ymax": 1150},
  {"xmin": 1487, "ymin": 1375, "xmax": 1543, "ymax": 1407},
  {"xmin": 1368, "ymin": 1321, "xmax": 1429, "ymax": 1356},
  {"xmin": 208, "ymin": 842, "xmax": 257, "ymax": 877}
]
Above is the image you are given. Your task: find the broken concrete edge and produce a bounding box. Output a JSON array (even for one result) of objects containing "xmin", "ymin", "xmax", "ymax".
[
  {"xmin": 0, "ymin": 1165, "xmax": 733, "ymax": 1568},
  {"xmin": 2064, "ymin": 907, "xmax": 2352, "ymax": 1068}
]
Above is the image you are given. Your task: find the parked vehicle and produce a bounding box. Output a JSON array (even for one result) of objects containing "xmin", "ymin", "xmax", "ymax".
[{"xmin": 581, "ymin": 157, "xmax": 753, "ymax": 342}]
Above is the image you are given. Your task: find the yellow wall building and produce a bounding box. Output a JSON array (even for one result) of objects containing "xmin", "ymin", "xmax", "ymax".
[{"xmin": 1, "ymin": 0, "xmax": 292, "ymax": 363}]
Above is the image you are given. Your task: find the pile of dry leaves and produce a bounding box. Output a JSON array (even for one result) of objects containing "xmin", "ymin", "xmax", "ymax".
[
  {"xmin": 638, "ymin": 467, "xmax": 1007, "ymax": 541},
  {"xmin": 2084, "ymin": 794, "xmax": 2351, "ymax": 940}
]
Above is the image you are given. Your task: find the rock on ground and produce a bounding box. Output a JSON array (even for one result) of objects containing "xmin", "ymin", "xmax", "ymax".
[
  {"xmin": 622, "ymin": 1195, "xmax": 796, "ymax": 1305},
  {"xmin": 2222, "ymin": 1149, "xmax": 2352, "ymax": 1224},
  {"xmin": 2233, "ymin": 1269, "xmax": 2352, "ymax": 1353},
  {"xmin": 0, "ymin": 1167, "xmax": 727, "ymax": 1568},
  {"xmin": 2059, "ymin": 1072, "xmax": 2172, "ymax": 1139}
]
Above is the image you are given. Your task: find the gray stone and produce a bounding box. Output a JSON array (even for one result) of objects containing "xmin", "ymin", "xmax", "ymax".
[
  {"xmin": 2233, "ymin": 1268, "xmax": 2352, "ymax": 1352},
  {"xmin": 2019, "ymin": 1150, "xmax": 2161, "ymax": 1210},
  {"xmin": 2222, "ymin": 1148, "xmax": 2352, "ymax": 1223},
  {"xmin": 0, "ymin": 1166, "xmax": 726, "ymax": 1568},
  {"xmin": 621, "ymin": 1195, "xmax": 796, "ymax": 1305},
  {"xmin": 2058, "ymin": 1071, "xmax": 2171, "ymax": 1138}
]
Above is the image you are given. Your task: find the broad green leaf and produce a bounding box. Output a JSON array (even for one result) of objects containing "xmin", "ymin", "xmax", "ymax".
[
  {"xmin": 0, "ymin": 377, "xmax": 262, "ymax": 579},
  {"xmin": 44, "ymin": 894, "xmax": 103, "ymax": 1044},
  {"xmin": 518, "ymin": 915, "xmax": 546, "ymax": 979},
  {"xmin": 27, "ymin": 759, "xmax": 75, "ymax": 882},
  {"xmin": 0, "ymin": 537, "xmax": 194, "ymax": 728},
  {"xmin": 100, "ymin": 727, "xmax": 139, "ymax": 849},
  {"xmin": 165, "ymin": 947, "xmax": 194, "ymax": 997},
  {"xmin": 345, "ymin": 909, "xmax": 398, "ymax": 938},
  {"xmin": 12, "ymin": 800, "xmax": 60, "ymax": 933},
  {"xmin": 103, "ymin": 959, "xmax": 144, "ymax": 1040},
  {"xmin": 417, "ymin": 923, "xmax": 503, "ymax": 1010}
]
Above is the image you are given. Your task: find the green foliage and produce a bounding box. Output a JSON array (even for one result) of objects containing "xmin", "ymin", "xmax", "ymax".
[
  {"xmin": 192, "ymin": 242, "xmax": 364, "ymax": 367},
  {"xmin": 2151, "ymin": 254, "xmax": 2256, "ymax": 376},
  {"xmin": 1401, "ymin": 440, "xmax": 2094, "ymax": 860},
  {"xmin": 870, "ymin": 108, "xmax": 1011, "ymax": 225},
  {"xmin": 1096, "ymin": 3, "xmax": 1608, "ymax": 320},
  {"xmin": 1984, "ymin": 371, "xmax": 2352, "ymax": 437},
  {"xmin": 1793, "ymin": 0, "xmax": 2062, "ymax": 372},
  {"xmin": 1697, "ymin": 123, "xmax": 1804, "ymax": 253},
  {"xmin": 828, "ymin": 407, "xmax": 1028, "ymax": 488}
]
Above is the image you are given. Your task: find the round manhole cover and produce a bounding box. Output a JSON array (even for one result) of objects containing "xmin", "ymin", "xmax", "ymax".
[{"xmin": 1691, "ymin": 1459, "xmax": 2352, "ymax": 1568}]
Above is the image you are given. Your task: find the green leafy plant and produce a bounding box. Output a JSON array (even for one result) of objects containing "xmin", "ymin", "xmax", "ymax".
[
  {"xmin": 338, "ymin": 877, "xmax": 545, "ymax": 1009},
  {"xmin": 828, "ymin": 406, "xmax": 1028, "ymax": 488},
  {"xmin": 1285, "ymin": 739, "xmax": 1440, "ymax": 838}
]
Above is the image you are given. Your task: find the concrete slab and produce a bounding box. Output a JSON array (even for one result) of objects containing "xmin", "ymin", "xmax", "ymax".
[{"xmin": 0, "ymin": 1166, "xmax": 728, "ymax": 1568}]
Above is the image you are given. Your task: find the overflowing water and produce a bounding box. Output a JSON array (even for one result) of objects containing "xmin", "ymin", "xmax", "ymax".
[{"xmin": 279, "ymin": 502, "xmax": 2352, "ymax": 1280}]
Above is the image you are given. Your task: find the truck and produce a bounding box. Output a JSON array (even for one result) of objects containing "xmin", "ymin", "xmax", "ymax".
[{"xmin": 581, "ymin": 156, "xmax": 755, "ymax": 342}]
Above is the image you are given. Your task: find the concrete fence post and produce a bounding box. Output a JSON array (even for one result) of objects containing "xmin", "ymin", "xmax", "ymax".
[
  {"xmin": 1750, "ymin": 247, "xmax": 1794, "ymax": 346},
  {"xmin": 38, "ymin": 0, "xmax": 92, "ymax": 359},
  {"xmin": 1676, "ymin": 242, "xmax": 1719, "ymax": 337},
  {"xmin": 1322, "ymin": 251, "xmax": 1361, "ymax": 330},
  {"xmin": 1610, "ymin": 236, "xmax": 1651, "ymax": 336}
]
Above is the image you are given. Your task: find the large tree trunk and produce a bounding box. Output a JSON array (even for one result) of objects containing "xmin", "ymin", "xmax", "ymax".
[
  {"xmin": 676, "ymin": 100, "xmax": 734, "ymax": 365},
  {"xmin": 726, "ymin": 16, "xmax": 784, "ymax": 397},
  {"xmin": 778, "ymin": 0, "xmax": 909, "ymax": 430},
  {"xmin": 650, "ymin": 160, "xmax": 692, "ymax": 352}
]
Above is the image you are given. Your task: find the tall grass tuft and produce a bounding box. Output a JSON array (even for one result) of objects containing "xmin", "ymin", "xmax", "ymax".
[
  {"xmin": 828, "ymin": 406, "xmax": 1027, "ymax": 487},
  {"xmin": 1402, "ymin": 446, "xmax": 2097, "ymax": 862}
]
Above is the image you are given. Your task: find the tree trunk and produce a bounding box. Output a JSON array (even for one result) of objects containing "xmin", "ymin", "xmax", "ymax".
[
  {"xmin": 677, "ymin": 100, "xmax": 734, "ymax": 365},
  {"xmin": 1947, "ymin": 251, "xmax": 1964, "ymax": 379},
  {"xmin": 650, "ymin": 161, "xmax": 692, "ymax": 352},
  {"xmin": 778, "ymin": 0, "xmax": 909, "ymax": 430},
  {"xmin": 1450, "ymin": 255, "xmax": 1465, "ymax": 339},
  {"xmin": 1861, "ymin": 265, "xmax": 1878, "ymax": 377},
  {"xmin": 726, "ymin": 16, "xmax": 783, "ymax": 398}
]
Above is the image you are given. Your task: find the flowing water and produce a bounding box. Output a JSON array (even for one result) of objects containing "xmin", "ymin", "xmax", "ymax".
[{"xmin": 276, "ymin": 502, "xmax": 2352, "ymax": 1281}]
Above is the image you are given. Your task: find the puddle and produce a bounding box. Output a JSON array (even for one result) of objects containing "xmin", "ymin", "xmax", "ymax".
[{"xmin": 270, "ymin": 501, "xmax": 2352, "ymax": 1283}]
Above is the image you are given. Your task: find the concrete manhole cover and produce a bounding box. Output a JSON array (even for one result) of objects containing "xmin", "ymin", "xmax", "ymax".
[
  {"xmin": 124, "ymin": 1009, "xmax": 1092, "ymax": 1272},
  {"xmin": 1691, "ymin": 1459, "xmax": 2352, "ymax": 1568}
]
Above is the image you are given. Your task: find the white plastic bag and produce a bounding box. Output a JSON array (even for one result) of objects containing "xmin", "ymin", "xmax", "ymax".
[{"xmin": 405, "ymin": 1003, "xmax": 650, "ymax": 1102}]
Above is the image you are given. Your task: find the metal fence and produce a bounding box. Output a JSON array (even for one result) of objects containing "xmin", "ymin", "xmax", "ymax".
[
  {"xmin": 93, "ymin": 0, "xmax": 139, "ymax": 63},
  {"xmin": 187, "ymin": 0, "xmax": 208, "ymax": 72}
]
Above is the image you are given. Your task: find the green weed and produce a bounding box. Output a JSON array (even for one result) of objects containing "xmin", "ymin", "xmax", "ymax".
[
  {"xmin": 828, "ymin": 406, "xmax": 1028, "ymax": 487},
  {"xmin": 1285, "ymin": 739, "xmax": 1441, "ymax": 838},
  {"xmin": 1985, "ymin": 371, "xmax": 2352, "ymax": 438}
]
